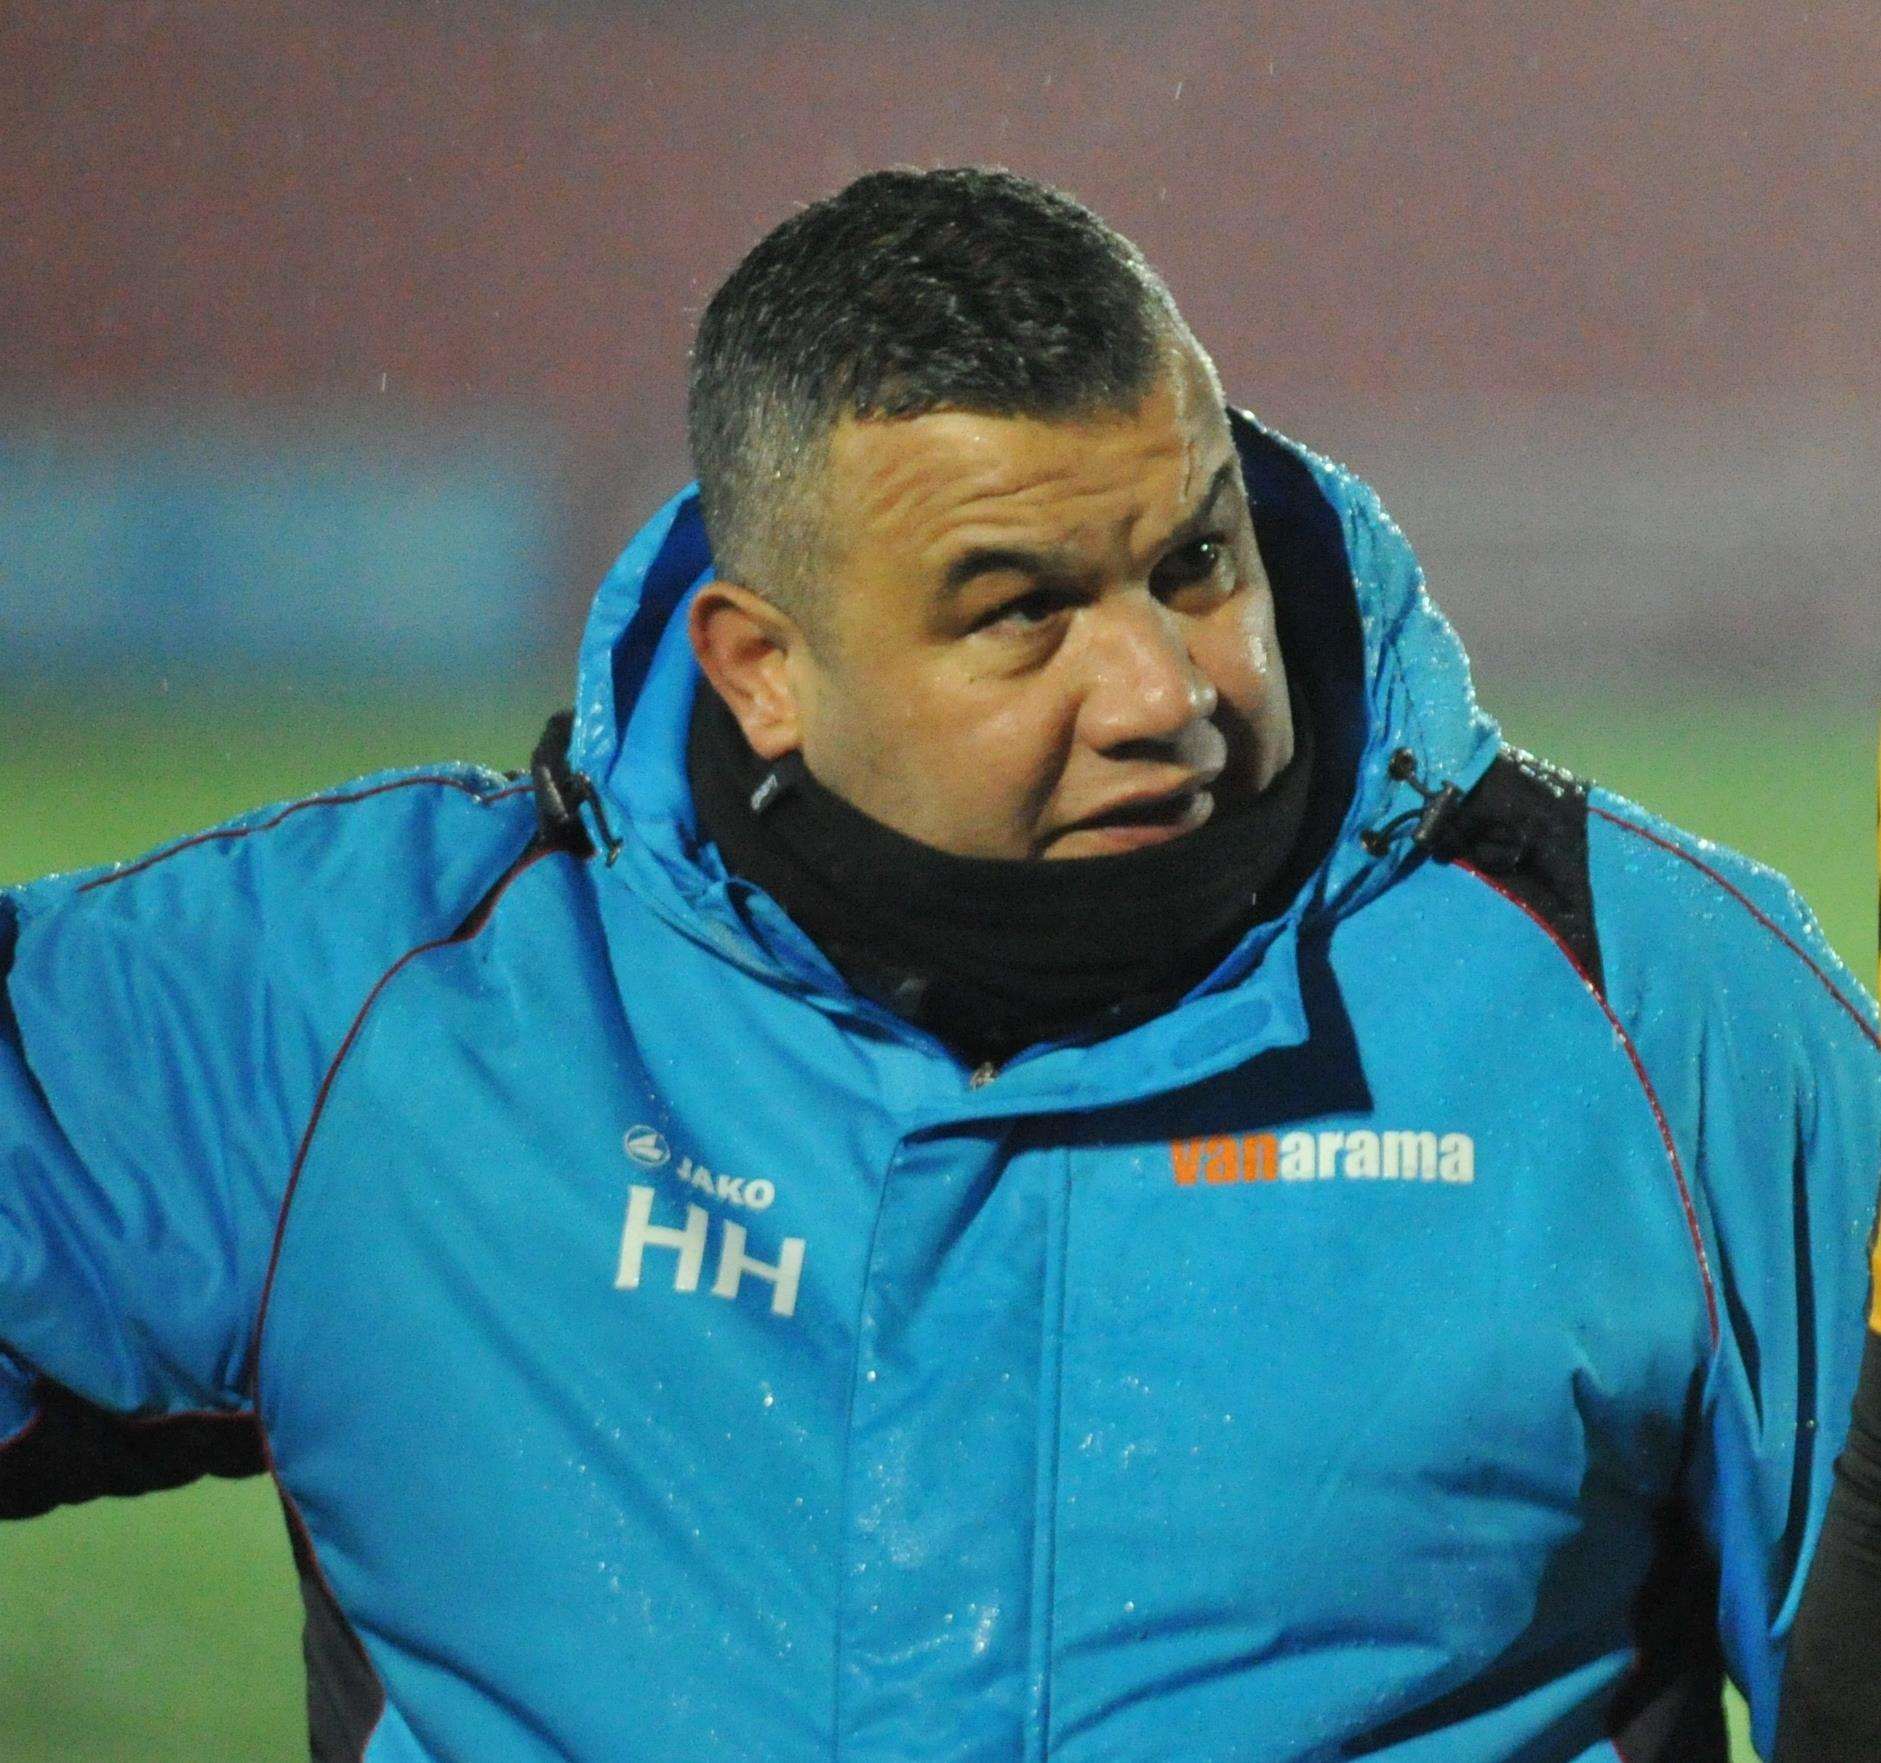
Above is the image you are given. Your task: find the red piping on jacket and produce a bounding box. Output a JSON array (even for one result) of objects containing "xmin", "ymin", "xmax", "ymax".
[
  {"xmin": 245, "ymin": 839, "xmax": 555, "ymax": 1396},
  {"xmin": 1454, "ymin": 858, "xmax": 1721, "ymax": 1349},
  {"xmin": 1590, "ymin": 805, "xmax": 1881, "ymax": 1056},
  {"xmin": 78, "ymin": 777, "xmax": 531, "ymax": 894},
  {"xmin": 0, "ymin": 1405, "xmax": 46, "ymax": 1455},
  {"xmin": 244, "ymin": 835, "xmax": 562, "ymax": 1762}
]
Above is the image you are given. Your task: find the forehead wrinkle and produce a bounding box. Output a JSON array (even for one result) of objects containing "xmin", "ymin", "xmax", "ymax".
[
  {"xmin": 947, "ymin": 452, "xmax": 1168, "ymax": 539},
  {"xmin": 832, "ymin": 420, "xmax": 1033, "ymax": 556},
  {"xmin": 935, "ymin": 478, "xmax": 1178, "ymax": 588},
  {"xmin": 832, "ymin": 383, "xmax": 1227, "ymax": 581},
  {"xmin": 881, "ymin": 447, "xmax": 1168, "ymax": 567}
]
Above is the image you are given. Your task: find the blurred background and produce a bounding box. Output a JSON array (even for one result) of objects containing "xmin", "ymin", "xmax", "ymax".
[{"xmin": 1, "ymin": 2, "xmax": 1874, "ymax": 1757}]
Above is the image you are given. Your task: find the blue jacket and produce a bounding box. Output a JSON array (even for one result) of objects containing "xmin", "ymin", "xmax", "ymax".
[{"xmin": 4, "ymin": 416, "xmax": 1877, "ymax": 1763}]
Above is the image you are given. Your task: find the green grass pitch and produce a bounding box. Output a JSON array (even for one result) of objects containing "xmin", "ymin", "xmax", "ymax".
[{"xmin": 2, "ymin": 685, "xmax": 1871, "ymax": 1761}]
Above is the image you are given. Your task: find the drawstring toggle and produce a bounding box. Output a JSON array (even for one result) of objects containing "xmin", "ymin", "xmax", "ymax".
[
  {"xmin": 1360, "ymin": 747, "xmax": 1462, "ymax": 857},
  {"xmin": 531, "ymin": 710, "xmax": 624, "ymax": 864}
]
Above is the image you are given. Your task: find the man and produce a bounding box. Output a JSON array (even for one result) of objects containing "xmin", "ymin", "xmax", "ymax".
[{"xmin": 3, "ymin": 168, "xmax": 1877, "ymax": 1761}]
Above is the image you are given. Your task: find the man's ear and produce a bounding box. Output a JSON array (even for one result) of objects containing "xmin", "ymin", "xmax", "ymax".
[{"xmin": 686, "ymin": 581, "xmax": 808, "ymax": 761}]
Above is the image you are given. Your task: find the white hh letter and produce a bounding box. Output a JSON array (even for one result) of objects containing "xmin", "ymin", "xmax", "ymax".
[
  {"xmin": 711, "ymin": 1221, "xmax": 807, "ymax": 1318},
  {"xmin": 616, "ymin": 1185, "xmax": 709, "ymax": 1293}
]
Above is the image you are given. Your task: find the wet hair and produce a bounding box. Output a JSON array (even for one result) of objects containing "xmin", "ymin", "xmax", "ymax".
[{"xmin": 687, "ymin": 166, "xmax": 1195, "ymax": 643}]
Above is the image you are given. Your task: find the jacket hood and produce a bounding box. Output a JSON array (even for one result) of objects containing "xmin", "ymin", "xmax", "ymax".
[{"xmin": 565, "ymin": 411, "xmax": 1500, "ymax": 1094}]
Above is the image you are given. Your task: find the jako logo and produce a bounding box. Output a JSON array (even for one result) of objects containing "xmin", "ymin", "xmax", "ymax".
[
  {"xmin": 623, "ymin": 1128, "xmax": 776, "ymax": 1212},
  {"xmin": 616, "ymin": 1185, "xmax": 806, "ymax": 1318},
  {"xmin": 673, "ymin": 1156, "xmax": 775, "ymax": 1212},
  {"xmin": 1171, "ymin": 1129, "xmax": 1475, "ymax": 1186},
  {"xmin": 623, "ymin": 1125, "xmax": 671, "ymax": 1168}
]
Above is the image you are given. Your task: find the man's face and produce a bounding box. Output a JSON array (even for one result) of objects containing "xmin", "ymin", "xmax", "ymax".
[{"xmin": 747, "ymin": 343, "xmax": 1292, "ymax": 860}]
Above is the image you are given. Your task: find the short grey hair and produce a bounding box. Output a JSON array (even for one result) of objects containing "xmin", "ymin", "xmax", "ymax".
[{"xmin": 686, "ymin": 166, "xmax": 1193, "ymax": 645}]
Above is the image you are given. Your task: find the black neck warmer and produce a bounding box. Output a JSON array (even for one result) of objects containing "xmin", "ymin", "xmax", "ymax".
[{"xmin": 687, "ymin": 681, "xmax": 1317, "ymax": 1066}]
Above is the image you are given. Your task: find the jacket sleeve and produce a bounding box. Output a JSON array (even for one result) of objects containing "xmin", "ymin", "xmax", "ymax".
[
  {"xmin": 0, "ymin": 767, "xmax": 532, "ymax": 1515},
  {"xmin": 0, "ymin": 1347, "xmax": 37, "ymax": 1447},
  {"xmin": 1692, "ymin": 966, "xmax": 1881, "ymax": 1753},
  {"xmin": 1589, "ymin": 794, "xmax": 1881, "ymax": 1756},
  {"xmin": 1685, "ymin": 899, "xmax": 1873, "ymax": 1753}
]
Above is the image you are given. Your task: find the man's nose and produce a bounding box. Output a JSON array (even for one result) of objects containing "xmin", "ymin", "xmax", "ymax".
[{"xmin": 1077, "ymin": 593, "xmax": 1219, "ymax": 752}]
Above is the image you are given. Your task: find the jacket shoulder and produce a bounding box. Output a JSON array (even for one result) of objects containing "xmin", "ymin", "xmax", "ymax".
[
  {"xmin": 1585, "ymin": 784, "xmax": 1879, "ymax": 1053},
  {"xmin": 1426, "ymin": 751, "xmax": 1878, "ymax": 1060},
  {"xmin": 9, "ymin": 761, "xmax": 536, "ymax": 964},
  {"xmin": 5, "ymin": 759, "xmax": 542, "ymax": 1188},
  {"xmin": 0, "ymin": 763, "xmax": 542, "ymax": 1412},
  {"xmin": 3, "ymin": 764, "xmax": 541, "ymax": 1273}
]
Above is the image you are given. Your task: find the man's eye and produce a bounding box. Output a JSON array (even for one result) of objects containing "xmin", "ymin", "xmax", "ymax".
[
  {"xmin": 981, "ymin": 589, "xmax": 1071, "ymax": 631},
  {"xmin": 1154, "ymin": 537, "xmax": 1229, "ymax": 592}
]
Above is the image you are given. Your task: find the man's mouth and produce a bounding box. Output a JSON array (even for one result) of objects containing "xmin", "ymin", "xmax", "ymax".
[{"xmin": 1052, "ymin": 785, "xmax": 1216, "ymax": 854}]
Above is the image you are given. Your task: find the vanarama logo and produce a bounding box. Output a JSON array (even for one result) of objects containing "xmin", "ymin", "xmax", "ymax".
[{"xmin": 1171, "ymin": 1129, "xmax": 1475, "ymax": 1186}]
